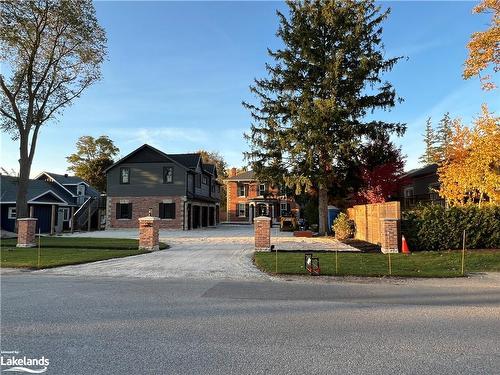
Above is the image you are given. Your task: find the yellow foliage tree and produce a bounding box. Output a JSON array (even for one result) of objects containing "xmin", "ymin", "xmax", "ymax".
[
  {"xmin": 463, "ymin": 0, "xmax": 500, "ymax": 90},
  {"xmin": 438, "ymin": 105, "xmax": 500, "ymax": 206}
]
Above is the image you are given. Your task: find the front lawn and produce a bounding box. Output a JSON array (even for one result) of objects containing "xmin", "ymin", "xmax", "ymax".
[
  {"xmin": 254, "ymin": 250, "xmax": 500, "ymax": 278},
  {"xmin": 0, "ymin": 237, "xmax": 168, "ymax": 269}
]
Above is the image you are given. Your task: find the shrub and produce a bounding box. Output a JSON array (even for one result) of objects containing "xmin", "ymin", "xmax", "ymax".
[
  {"xmin": 402, "ymin": 204, "xmax": 500, "ymax": 251},
  {"xmin": 332, "ymin": 213, "xmax": 355, "ymax": 240},
  {"xmin": 303, "ymin": 199, "xmax": 318, "ymax": 226}
]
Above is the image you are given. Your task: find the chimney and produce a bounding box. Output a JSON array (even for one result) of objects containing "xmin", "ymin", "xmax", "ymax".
[
  {"xmin": 64, "ymin": 173, "xmax": 68, "ymax": 178},
  {"xmin": 230, "ymin": 167, "xmax": 237, "ymax": 177}
]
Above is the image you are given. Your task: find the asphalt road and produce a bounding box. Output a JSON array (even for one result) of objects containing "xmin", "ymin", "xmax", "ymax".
[{"xmin": 1, "ymin": 273, "xmax": 499, "ymax": 374}]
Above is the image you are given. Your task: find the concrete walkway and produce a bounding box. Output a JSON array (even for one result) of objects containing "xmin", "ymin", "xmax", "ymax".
[{"xmin": 37, "ymin": 225, "xmax": 356, "ymax": 280}]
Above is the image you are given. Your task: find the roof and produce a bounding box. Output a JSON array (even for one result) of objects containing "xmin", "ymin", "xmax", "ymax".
[
  {"xmin": 225, "ymin": 170, "xmax": 255, "ymax": 181},
  {"xmin": 0, "ymin": 175, "xmax": 74, "ymax": 204},
  {"xmin": 201, "ymin": 163, "xmax": 217, "ymax": 176},
  {"xmin": 43, "ymin": 172, "xmax": 88, "ymax": 185},
  {"xmin": 401, "ymin": 164, "xmax": 438, "ymax": 179},
  {"xmin": 168, "ymin": 153, "xmax": 201, "ymax": 170}
]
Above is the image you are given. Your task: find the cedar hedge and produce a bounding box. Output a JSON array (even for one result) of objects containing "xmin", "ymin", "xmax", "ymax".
[{"xmin": 402, "ymin": 204, "xmax": 500, "ymax": 251}]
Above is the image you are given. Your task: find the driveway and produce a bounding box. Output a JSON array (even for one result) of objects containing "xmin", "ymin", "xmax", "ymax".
[{"xmin": 37, "ymin": 225, "xmax": 357, "ymax": 280}]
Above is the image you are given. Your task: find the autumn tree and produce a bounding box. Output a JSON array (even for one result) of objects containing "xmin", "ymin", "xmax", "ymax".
[
  {"xmin": 0, "ymin": 0, "xmax": 107, "ymax": 219},
  {"xmin": 244, "ymin": 0, "xmax": 405, "ymax": 233},
  {"xmin": 67, "ymin": 135, "xmax": 119, "ymax": 192},
  {"xmin": 438, "ymin": 105, "xmax": 500, "ymax": 206},
  {"xmin": 463, "ymin": 0, "xmax": 499, "ymax": 90},
  {"xmin": 354, "ymin": 135, "xmax": 405, "ymax": 204}
]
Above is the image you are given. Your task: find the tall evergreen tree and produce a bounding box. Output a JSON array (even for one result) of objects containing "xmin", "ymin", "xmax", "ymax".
[
  {"xmin": 435, "ymin": 112, "xmax": 453, "ymax": 162},
  {"xmin": 244, "ymin": 0, "xmax": 405, "ymax": 233},
  {"xmin": 419, "ymin": 117, "xmax": 438, "ymax": 165}
]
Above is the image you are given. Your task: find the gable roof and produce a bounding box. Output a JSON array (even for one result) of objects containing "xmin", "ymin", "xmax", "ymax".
[
  {"xmin": 225, "ymin": 170, "xmax": 255, "ymax": 181},
  {"xmin": 43, "ymin": 172, "xmax": 89, "ymax": 186},
  {"xmin": 105, "ymin": 144, "xmax": 193, "ymax": 173},
  {"xmin": 0, "ymin": 175, "xmax": 73, "ymax": 205},
  {"xmin": 168, "ymin": 153, "xmax": 202, "ymax": 170}
]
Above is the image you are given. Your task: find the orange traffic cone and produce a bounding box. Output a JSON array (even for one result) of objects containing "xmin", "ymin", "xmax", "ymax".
[{"xmin": 401, "ymin": 235, "xmax": 411, "ymax": 255}]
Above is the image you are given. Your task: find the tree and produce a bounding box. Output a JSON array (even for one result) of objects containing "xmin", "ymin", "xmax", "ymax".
[
  {"xmin": 354, "ymin": 135, "xmax": 405, "ymax": 204},
  {"xmin": 434, "ymin": 112, "xmax": 453, "ymax": 162},
  {"xmin": 0, "ymin": 0, "xmax": 106, "ymax": 219},
  {"xmin": 419, "ymin": 117, "xmax": 439, "ymax": 166},
  {"xmin": 463, "ymin": 0, "xmax": 499, "ymax": 91},
  {"xmin": 438, "ymin": 105, "xmax": 500, "ymax": 206},
  {"xmin": 66, "ymin": 135, "xmax": 119, "ymax": 192},
  {"xmin": 197, "ymin": 150, "xmax": 229, "ymax": 211},
  {"xmin": 244, "ymin": 0, "xmax": 404, "ymax": 233}
]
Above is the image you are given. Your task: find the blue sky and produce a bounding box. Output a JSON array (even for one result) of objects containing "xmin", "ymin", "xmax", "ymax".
[{"xmin": 1, "ymin": 1, "xmax": 497, "ymax": 177}]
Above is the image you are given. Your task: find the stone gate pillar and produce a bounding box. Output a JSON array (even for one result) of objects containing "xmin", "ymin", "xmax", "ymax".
[
  {"xmin": 17, "ymin": 218, "xmax": 38, "ymax": 248},
  {"xmin": 254, "ymin": 216, "xmax": 271, "ymax": 251},
  {"xmin": 138, "ymin": 216, "xmax": 160, "ymax": 251}
]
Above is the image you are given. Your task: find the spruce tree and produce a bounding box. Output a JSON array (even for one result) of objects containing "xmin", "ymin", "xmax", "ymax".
[
  {"xmin": 435, "ymin": 112, "xmax": 453, "ymax": 162},
  {"xmin": 419, "ymin": 117, "xmax": 438, "ymax": 165},
  {"xmin": 243, "ymin": 0, "xmax": 405, "ymax": 233}
]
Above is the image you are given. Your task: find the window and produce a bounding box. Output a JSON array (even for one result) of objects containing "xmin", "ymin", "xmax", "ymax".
[
  {"xmin": 7, "ymin": 207, "xmax": 16, "ymax": 220},
  {"xmin": 202, "ymin": 176, "xmax": 208, "ymax": 185},
  {"xmin": 116, "ymin": 203, "xmax": 132, "ymax": 219},
  {"xmin": 238, "ymin": 184, "xmax": 246, "ymax": 197},
  {"xmin": 163, "ymin": 167, "xmax": 173, "ymax": 184},
  {"xmin": 159, "ymin": 203, "xmax": 176, "ymax": 219},
  {"xmin": 77, "ymin": 184, "xmax": 86, "ymax": 196},
  {"xmin": 120, "ymin": 168, "xmax": 130, "ymax": 184},
  {"xmin": 259, "ymin": 183, "xmax": 266, "ymax": 196},
  {"xmin": 404, "ymin": 187, "xmax": 415, "ymax": 208},
  {"xmin": 60, "ymin": 207, "xmax": 70, "ymax": 221},
  {"xmin": 238, "ymin": 203, "xmax": 246, "ymax": 217},
  {"xmin": 429, "ymin": 183, "xmax": 440, "ymax": 201}
]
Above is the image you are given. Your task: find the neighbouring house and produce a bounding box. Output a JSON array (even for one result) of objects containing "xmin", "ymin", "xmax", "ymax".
[
  {"xmin": 225, "ymin": 168, "xmax": 298, "ymax": 224},
  {"xmin": 399, "ymin": 163, "xmax": 443, "ymax": 209},
  {"xmin": 105, "ymin": 144, "xmax": 221, "ymax": 230},
  {"xmin": 0, "ymin": 172, "xmax": 101, "ymax": 234}
]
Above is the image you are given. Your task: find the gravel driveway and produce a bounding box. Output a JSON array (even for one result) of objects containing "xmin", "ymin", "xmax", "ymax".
[{"xmin": 37, "ymin": 225, "xmax": 356, "ymax": 280}]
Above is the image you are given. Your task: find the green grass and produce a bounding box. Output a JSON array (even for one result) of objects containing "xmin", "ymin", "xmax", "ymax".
[
  {"xmin": 254, "ymin": 250, "xmax": 500, "ymax": 278},
  {"xmin": 0, "ymin": 237, "xmax": 168, "ymax": 269}
]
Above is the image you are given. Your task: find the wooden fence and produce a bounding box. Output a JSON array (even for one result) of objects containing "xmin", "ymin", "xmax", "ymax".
[{"xmin": 347, "ymin": 201, "xmax": 401, "ymax": 245}]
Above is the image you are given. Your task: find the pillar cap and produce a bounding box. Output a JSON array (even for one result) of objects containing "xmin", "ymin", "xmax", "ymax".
[
  {"xmin": 254, "ymin": 216, "xmax": 271, "ymax": 221},
  {"xmin": 380, "ymin": 218, "xmax": 399, "ymax": 221},
  {"xmin": 139, "ymin": 216, "xmax": 160, "ymax": 221},
  {"xmin": 17, "ymin": 218, "xmax": 38, "ymax": 221}
]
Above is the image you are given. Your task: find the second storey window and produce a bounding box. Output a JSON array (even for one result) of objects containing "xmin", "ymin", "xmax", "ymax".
[
  {"xmin": 7, "ymin": 207, "xmax": 16, "ymax": 220},
  {"xmin": 120, "ymin": 167, "xmax": 130, "ymax": 184},
  {"xmin": 259, "ymin": 183, "xmax": 266, "ymax": 196},
  {"xmin": 163, "ymin": 167, "xmax": 173, "ymax": 184},
  {"xmin": 202, "ymin": 176, "xmax": 208, "ymax": 185},
  {"xmin": 116, "ymin": 203, "xmax": 132, "ymax": 219},
  {"xmin": 159, "ymin": 202, "xmax": 176, "ymax": 219},
  {"xmin": 238, "ymin": 184, "xmax": 246, "ymax": 197}
]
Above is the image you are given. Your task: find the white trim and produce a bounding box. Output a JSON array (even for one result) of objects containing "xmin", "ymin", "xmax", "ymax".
[
  {"xmin": 7, "ymin": 206, "xmax": 16, "ymax": 219},
  {"xmin": 35, "ymin": 172, "xmax": 77, "ymax": 197},
  {"xmin": 29, "ymin": 190, "xmax": 69, "ymax": 205},
  {"xmin": 61, "ymin": 181, "xmax": 89, "ymax": 187}
]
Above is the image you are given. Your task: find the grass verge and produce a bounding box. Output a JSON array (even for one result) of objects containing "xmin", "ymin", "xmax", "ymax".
[
  {"xmin": 254, "ymin": 250, "xmax": 500, "ymax": 278},
  {"xmin": 0, "ymin": 237, "xmax": 168, "ymax": 269}
]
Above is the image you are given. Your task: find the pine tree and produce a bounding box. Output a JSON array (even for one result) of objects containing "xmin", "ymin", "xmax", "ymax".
[
  {"xmin": 243, "ymin": 0, "xmax": 405, "ymax": 233},
  {"xmin": 419, "ymin": 117, "xmax": 438, "ymax": 165},
  {"xmin": 435, "ymin": 112, "xmax": 453, "ymax": 162}
]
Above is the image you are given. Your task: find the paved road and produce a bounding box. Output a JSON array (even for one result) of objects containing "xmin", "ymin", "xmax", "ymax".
[
  {"xmin": 1, "ymin": 274, "xmax": 499, "ymax": 374},
  {"xmin": 38, "ymin": 225, "xmax": 356, "ymax": 280}
]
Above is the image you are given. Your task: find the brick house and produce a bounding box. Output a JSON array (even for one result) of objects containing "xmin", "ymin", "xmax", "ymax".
[
  {"xmin": 105, "ymin": 144, "xmax": 221, "ymax": 230},
  {"xmin": 224, "ymin": 168, "xmax": 298, "ymax": 224}
]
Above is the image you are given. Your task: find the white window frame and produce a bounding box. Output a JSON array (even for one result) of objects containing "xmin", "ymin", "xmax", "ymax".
[
  {"xmin": 238, "ymin": 184, "xmax": 246, "ymax": 197},
  {"xmin": 238, "ymin": 203, "xmax": 246, "ymax": 217},
  {"xmin": 8, "ymin": 207, "xmax": 16, "ymax": 220},
  {"xmin": 259, "ymin": 183, "xmax": 266, "ymax": 196},
  {"xmin": 280, "ymin": 202, "xmax": 288, "ymax": 212}
]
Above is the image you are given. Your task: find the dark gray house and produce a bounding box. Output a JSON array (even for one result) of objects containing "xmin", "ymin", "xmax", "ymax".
[
  {"xmin": 399, "ymin": 164, "xmax": 443, "ymax": 209},
  {"xmin": 0, "ymin": 172, "xmax": 100, "ymax": 234},
  {"xmin": 105, "ymin": 144, "xmax": 221, "ymax": 230}
]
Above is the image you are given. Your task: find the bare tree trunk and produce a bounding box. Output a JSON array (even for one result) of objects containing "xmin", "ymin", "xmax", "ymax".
[
  {"xmin": 16, "ymin": 135, "xmax": 32, "ymax": 220},
  {"xmin": 318, "ymin": 184, "xmax": 328, "ymax": 235}
]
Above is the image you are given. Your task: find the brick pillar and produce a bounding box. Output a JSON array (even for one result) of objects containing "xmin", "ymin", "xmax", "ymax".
[
  {"xmin": 138, "ymin": 216, "xmax": 160, "ymax": 251},
  {"xmin": 254, "ymin": 216, "xmax": 271, "ymax": 251},
  {"xmin": 17, "ymin": 218, "xmax": 38, "ymax": 248},
  {"xmin": 380, "ymin": 218, "xmax": 400, "ymax": 254}
]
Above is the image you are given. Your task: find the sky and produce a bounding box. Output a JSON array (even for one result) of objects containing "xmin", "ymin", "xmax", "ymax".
[{"xmin": 1, "ymin": 0, "xmax": 498, "ymax": 177}]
